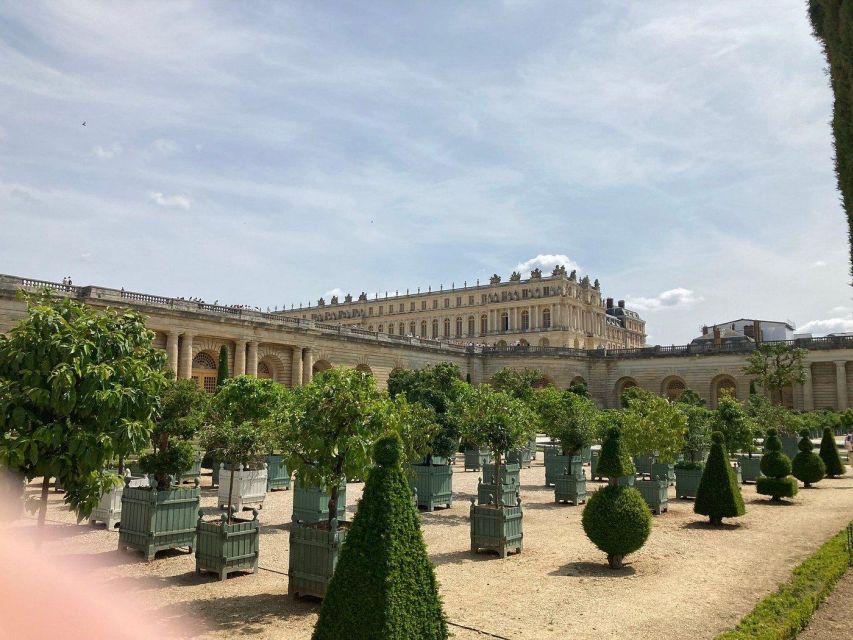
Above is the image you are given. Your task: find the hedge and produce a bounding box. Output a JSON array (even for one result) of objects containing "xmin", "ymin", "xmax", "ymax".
[{"xmin": 715, "ymin": 522, "xmax": 852, "ymax": 640}]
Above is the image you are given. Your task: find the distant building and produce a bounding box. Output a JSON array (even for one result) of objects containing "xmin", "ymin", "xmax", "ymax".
[{"xmin": 692, "ymin": 319, "xmax": 795, "ymax": 346}]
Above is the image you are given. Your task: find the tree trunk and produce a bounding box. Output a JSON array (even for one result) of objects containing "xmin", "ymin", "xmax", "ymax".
[
  {"xmin": 607, "ymin": 554, "xmax": 624, "ymax": 569},
  {"xmin": 327, "ymin": 484, "xmax": 339, "ymax": 529},
  {"xmin": 227, "ymin": 465, "xmax": 236, "ymax": 524},
  {"xmin": 36, "ymin": 476, "xmax": 50, "ymax": 528},
  {"xmin": 494, "ymin": 451, "xmax": 502, "ymax": 508}
]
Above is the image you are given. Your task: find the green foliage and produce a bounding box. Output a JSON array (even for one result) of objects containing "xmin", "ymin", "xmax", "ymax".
[
  {"xmin": 596, "ymin": 427, "xmax": 635, "ymax": 480},
  {"xmin": 716, "ymin": 521, "xmax": 852, "ymax": 640},
  {"xmin": 714, "ymin": 393, "xmax": 753, "ymax": 455},
  {"xmin": 757, "ymin": 430, "xmax": 798, "ymax": 500},
  {"xmin": 620, "ymin": 385, "xmax": 644, "ymax": 408},
  {"xmin": 283, "ymin": 367, "xmax": 392, "ymax": 526},
  {"xmin": 0, "ymin": 292, "xmax": 168, "ymax": 521},
  {"xmin": 677, "ymin": 389, "xmax": 706, "ymax": 406},
  {"xmin": 682, "ymin": 403, "xmax": 713, "ymax": 463},
  {"xmin": 387, "ymin": 362, "xmax": 464, "ymax": 460},
  {"xmin": 592, "ymin": 409, "xmax": 624, "ymax": 443},
  {"xmin": 144, "ymin": 378, "xmax": 209, "ymax": 489},
  {"xmin": 694, "ymin": 432, "xmax": 745, "ymax": 524},
  {"xmin": 809, "ymin": 0, "xmax": 853, "ymax": 276},
  {"xmin": 742, "ymin": 344, "xmax": 807, "ymax": 405},
  {"xmin": 312, "ymin": 433, "xmax": 447, "ymax": 640},
  {"xmin": 756, "ymin": 476, "xmax": 798, "ymax": 500},
  {"xmin": 216, "ymin": 344, "xmax": 229, "ymax": 389},
  {"xmin": 209, "ymin": 375, "xmax": 286, "ymax": 428},
  {"xmin": 567, "ymin": 382, "xmax": 588, "ymax": 397},
  {"xmin": 746, "ymin": 394, "xmax": 798, "ymax": 440},
  {"xmin": 620, "ymin": 387, "xmax": 686, "ymax": 463},
  {"xmin": 489, "ymin": 367, "xmax": 548, "ymax": 402},
  {"xmin": 378, "ymin": 395, "xmax": 440, "ymax": 466},
  {"xmin": 582, "ymin": 484, "xmax": 652, "ymax": 567},
  {"xmin": 533, "ymin": 386, "xmax": 596, "ymax": 456},
  {"xmin": 791, "ymin": 431, "xmax": 826, "ymax": 487},
  {"xmin": 818, "ymin": 426, "xmax": 846, "ymax": 477}
]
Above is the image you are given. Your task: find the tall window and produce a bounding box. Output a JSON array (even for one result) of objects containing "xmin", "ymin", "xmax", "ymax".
[
  {"xmin": 468, "ymin": 316, "xmax": 475, "ymax": 336},
  {"xmin": 420, "ymin": 320, "xmax": 427, "ymax": 337},
  {"xmin": 378, "ymin": 324, "xmax": 383, "ymax": 333},
  {"xmin": 432, "ymin": 319, "xmax": 439, "ymax": 339},
  {"xmin": 257, "ymin": 361, "xmax": 272, "ymax": 380},
  {"xmin": 543, "ymin": 308, "xmax": 551, "ymax": 328},
  {"xmin": 421, "ymin": 301, "xmax": 426, "ymax": 310},
  {"xmin": 444, "ymin": 298, "xmax": 449, "ymax": 308},
  {"xmin": 521, "ymin": 310, "xmax": 529, "ymax": 330},
  {"xmin": 191, "ymin": 352, "xmax": 217, "ymax": 394},
  {"xmin": 455, "ymin": 317, "xmax": 462, "ymax": 336},
  {"xmin": 500, "ymin": 312, "xmax": 509, "ymax": 332},
  {"xmin": 387, "ymin": 324, "xmax": 394, "ymax": 335},
  {"xmin": 481, "ymin": 314, "xmax": 488, "ymax": 334},
  {"xmin": 444, "ymin": 318, "xmax": 451, "ymax": 336},
  {"xmin": 399, "ymin": 322, "xmax": 405, "ymax": 335}
]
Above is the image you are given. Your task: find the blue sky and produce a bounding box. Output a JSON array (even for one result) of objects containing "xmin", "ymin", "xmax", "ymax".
[{"xmin": 0, "ymin": 1, "xmax": 850, "ymax": 344}]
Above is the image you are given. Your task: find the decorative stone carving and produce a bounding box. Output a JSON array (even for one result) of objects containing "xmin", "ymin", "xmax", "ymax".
[
  {"xmin": 317, "ymin": 297, "xmax": 325, "ymax": 306},
  {"xmin": 509, "ymin": 271, "xmax": 521, "ymax": 282},
  {"xmin": 593, "ymin": 279, "xmax": 600, "ymax": 289},
  {"xmin": 551, "ymin": 265, "xmax": 567, "ymax": 277},
  {"xmin": 489, "ymin": 274, "xmax": 501, "ymax": 285},
  {"xmin": 530, "ymin": 268, "xmax": 542, "ymax": 279},
  {"xmin": 344, "ymin": 293, "xmax": 352, "ymax": 303},
  {"xmin": 580, "ymin": 276, "xmax": 590, "ymax": 287},
  {"xmin": 330, "ymin": 295, "xmax": 339, "ymax": 304},
  {"xmin": 358, "ymin": 292, "xmax": 368, "ymax": 301},
  {"xmin": 569, "ymin": 269, "xmax": 577, "ymax": 281}
]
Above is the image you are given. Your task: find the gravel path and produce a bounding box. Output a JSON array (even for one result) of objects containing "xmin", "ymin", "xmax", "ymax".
[
  {"xmin": 797, "ymin": 568, "xmax": 853, "ymax": 640},
  {"xmin": 10, "ymin": 461, "xmax": 853, "ymax": 640}
]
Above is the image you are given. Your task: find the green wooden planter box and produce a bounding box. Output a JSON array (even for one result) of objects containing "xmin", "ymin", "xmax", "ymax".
[
  {"xmin": 288, "ymin": 521, "xmax": 349, "ymax": 599},
  {"xmin": 477, "ymin": 477, "xmax": 519, "ymax": 507},
  {"xmin": 507, "ymin": 447, "xmax": 532, "ymax": 468},
  {"xmin": 545, "ymin": 455, "xmax": 582, "ymax": 487},
  {"xmin": 554, "ymin": 473, "xmax": 587, "ymax": 505},
  {"xmin": 780, "ymin": 436, "xmax": 799, "ymax": 460},
  {"xmin": 590, "ymin": 450, "xmax": 601, "ymax": 480},
  {"xmin": 674, "ymin": 467, "xmax": 704, "ymax": 499},
  {"xmin": 118, "ymin": 479, "xmax": 200, "ymax": 561},
  {"xmin": 180, "ymin": 450, "xmax": 205, "ymax": 484},
  {"xmin": 266, "ymin": 455, "xmax": 291, "ymax": 491},
  {"xmin": 651, "ymin": 462, "xmax": 675, "ymax": 486},
  {"xmin": 464, "ymin": 448, "xmax": 491, "ymax": 471},
  {"xmin": 615, "ymin": 475, "xmax": 635, "ymax": 487},
  {"xmin": 195, "ymin": 509, "xmax": 260, "ymax": 581},
  {"xmin": 733, "ymin": 464, "xmax": 742, "ymax": 484},
  {"xmin": 527, "ymin": 438, "xmax": 538, "ymax": 460},
  {"xmin": 210, "ymin": 460, "xmax": 220, "ymax": 487},
  {"xmin": 581, "ymin": 446, "xmax": 592, "ymax": 464},
  {"xmin": 410, "ymin": 462, "xmax": 453, "ymax": 511},
  {"xmin": 292, "ymin": 477, "xmax": 347, "ymax": 524},
  {"xmin": 738, "ymin": 455, "xmax": 762, "ymax": 483},
  {"xmin": 470, "ymin": 500, "xmax": 523, "ymax": 558},
  {"xmin": 633, "ymin": 455, "xmax": 655, "ymax": 477},
  {"xmin": 635, "ymin": 478, "xmax": 669, "ymax": 515},
  {"xmin": 482, "ymin": 463, "xmax": 520, "ymax": 487}
]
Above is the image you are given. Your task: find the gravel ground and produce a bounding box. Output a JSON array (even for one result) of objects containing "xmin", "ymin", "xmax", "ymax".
[
  {"xmin": 9, "ymin": 459, "xmax": 853, "ymax": 640},
  {"xmin": 798, "ymin": 567, "xmax": 853, "ymax": 640}
]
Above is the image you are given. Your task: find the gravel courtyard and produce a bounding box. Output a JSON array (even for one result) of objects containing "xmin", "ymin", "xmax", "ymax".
[{"xmin": 12, "ymin": 459, "xmax": 853, "ymax": 640}]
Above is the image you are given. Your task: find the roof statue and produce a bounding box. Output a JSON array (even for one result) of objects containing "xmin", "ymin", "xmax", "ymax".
[
  {"xmin": 530, "ymin": 268, "xmax": 542, "ymax": 279},
  {"xmin": 490, "ymin": 274, "xmax": 501, "ymax": 284},
  {"xmin": 509, "ymin": 271, "xmax": 521, "ymax": 282}
]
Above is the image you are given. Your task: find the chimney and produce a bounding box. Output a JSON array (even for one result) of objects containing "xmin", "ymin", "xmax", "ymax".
[
  {"xmin": 618, "ymin": 300, "xmax": 625, "ymax": 308},
  {"xmin": 713, "ymin": 326, "xmax": 721, "ymax": 347},
  {"xmin": 702, "ymin": 325, "xmax": 709, "ymax": 336},
  {"xmin": 606, "ymin": 297, "xmax": 614, "ymax": 308},
  {"xmin": 753, "ymin": 320, "xmax": 761, "ymax": 344}
]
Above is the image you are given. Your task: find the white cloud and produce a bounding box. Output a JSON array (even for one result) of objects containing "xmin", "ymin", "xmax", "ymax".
[
  {"xmin": 92, "ymin": 143, "xmax": 121, "ymax": 159},
  {"xmin": 323, "ymin": 287, "xmax": 345, "ymax": 300},
  {"xmin": 811, "ymin": 259, "xmax": 828, "ymax": 268},
  {"xmin": 79, "ymin": 252, "xmax": 93, "ymax": 262},
  {"xmin": 830, "ymin": 305, "xmax": 852, "ymax": 315},
  {"xmin": 148, "ymin": 191, "xmax": 192, "ymax": 210},
  {"xmin": 797, "ymin": 317, "xmax": 853, "ymax": 336},
  {"xmin": 625, "ymin": 288, "xmax": 703, "ymax": 312},
  {"xmin": 152, "ymin": 138, "xmax": 179, "ymax": 155},
  {"xmin": 513, "ymin": 254, "xmax": 581, "ymax": 278}
]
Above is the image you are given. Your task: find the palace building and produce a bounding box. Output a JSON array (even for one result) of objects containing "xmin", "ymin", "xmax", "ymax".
[{"xmin": 275, "ymin": 265, "xmax": 646, "ymax": 350}]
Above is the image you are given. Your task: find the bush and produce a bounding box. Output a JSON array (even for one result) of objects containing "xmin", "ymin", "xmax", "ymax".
[
  {"xmin": 756, "ymin": 429, "xmax": 798, "ymax": 501},
  {"xmin": 818, "ymin": 427, "xmax": 846, "ymax": 477},
  {"xmin": 791, "ymin": 430, "xmax": 825, "ymax": 488},
  {"xmin": 582, "ymin": 484, "xmax": 652, "ymax": 569},
  {"xmin": 694, "ymin": 432, "xmax": 745, "ymax": 525},
  {"xmin": 312, "ymin": 433, "xmax": 447, "ymax": 640},
  {"xmin": 596, "ymin": 427, "xmax": 635, "ymax": 480}
]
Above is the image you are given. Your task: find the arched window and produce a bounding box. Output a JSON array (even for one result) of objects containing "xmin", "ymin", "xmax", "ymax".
[
  {"xmin": 257, "ymin": 361, "xmax": 272, "ymax": 380},
  {"xmin": 480, "ymin": 314, "xmax": 488, "ymax": 335},
  {"xmin": 468, "ymin": 316, "xmax": 475, "ymax": 336},
  {"xmin": 542, "ymin": 308, "xmax": 551, "ymax": 328},
  {"xmin": 192, "ymin": 352, "xmax": 216, "ymax": 369},
  {"xmin": 191, "ymin": 352, "xmax": 217, "ymax": 393},
  {"xmin": 420, "ymin": 320, "xmax": 427, "ymax": 337},
  {"xmin": 444, "ymin": 318, "xmax": 451, "ymax": 337},
  {"xmin": 378, "ymin": 324, "xmax": 384, "ymax": 333},
  {"xmin": 368, "ymin": 325, "xmax": 374, "ymax": 332},
  {"xmin": 521, "ymin": 310, "xmax": 529, "ymax": 330},
  {"xmin": 500, "ymin": 312, "xmax": 509, "ymax": 332},
  {"xmin": 400, "ymin": 322, "xmax": 406, "ymax": 335},
  {"xmin": 432, "ymin": 319, "xmax": 439, "ymax": 339},
  {"xmin": 664, "ymin": 378, "xmax": 685, "ymax": 402},
  {"xmin": 387, "ymin": 324, "xmax": 394, "ymax": 335}
]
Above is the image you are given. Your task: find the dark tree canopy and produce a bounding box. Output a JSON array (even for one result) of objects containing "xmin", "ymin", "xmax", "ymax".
[{"xmin": 216, "ymin": 344, "xmax": 230, "ymax": 389}]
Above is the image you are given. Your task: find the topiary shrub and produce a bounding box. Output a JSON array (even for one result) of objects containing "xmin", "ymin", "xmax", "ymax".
[
  {"xmin": 582, "ymin": 484, "xmax": 651, "ymax": 569},
  {"xmin": 694, "ymin": 432, "xmax": 745, "ymax": 525},
  {"xmin": 756, "ymin": 428, "xmax": 798, "ymax": 502},
  {"xmin": 581, "ymin": 428, "xmax": 650, "ymax": 569},
  {"xmin": 791, "ymin": 429, "xmax": 825, "ymax": 488},
  {"xmin": 312, "ymin": 433, "xmax": 447, "ymax": 640},
  {"xmin": 818, "ymin": 426, "xmax": 846, "ymax": 478}
]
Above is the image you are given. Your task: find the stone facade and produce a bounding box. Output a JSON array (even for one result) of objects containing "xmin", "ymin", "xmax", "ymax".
[
  {"xmin": 2, "ymin": 274, "xmax": 852, "ymax": 411},
  {"xmin": 275, "ymin": 266, "xmax": 646, "ymax": 350}
]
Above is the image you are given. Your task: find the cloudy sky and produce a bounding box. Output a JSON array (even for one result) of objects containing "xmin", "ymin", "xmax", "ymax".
[{"xmin": 1, "ymin": 1, "xmax": 850, "ymax": 344}]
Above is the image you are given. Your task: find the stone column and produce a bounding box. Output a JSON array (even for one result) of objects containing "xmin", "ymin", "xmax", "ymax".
[
  {"xmin": 835, "ymin": 360, "xmax": 848, "ymax": 410},
  {"xmin": 234, "ymin": 339, "xmax": 247, "ymax": 376},
  {"xmin": 302, "ymin": 347, "xmax": 313, "ymax": 384},
  {"xmin": 291, "ymin": 346, "xmax": 303, "ymax": 387},
  {"xmin": 802, "ymin": 363, "xmax": 814, "ymax": 411},
  {"xmin": 165, "ymin": 331, "xmax": 179, "ymax": 376},
  {"xmin": 178, "ymin": 333, "xmax": 194, "ymax": 380},
  {"xmin": 247, "ymin": 341, "xmax": 258, "ymax": 377}
]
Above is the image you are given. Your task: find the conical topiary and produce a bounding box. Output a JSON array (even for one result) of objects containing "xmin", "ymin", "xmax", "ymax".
[
  {"xmin": 582, "ymin": 428, "xmax": 651, "ymax": 569},
  {"xmin": 596, "ymin": 427, "xmax": 636, "ymax": 482},
  {"xmin": 216, "ymin": 344, "xmax": 230, "ymax": 388},
  {"xmin": 694, "ymin": 431, "xmax": 745, "ymax": 525},
  {"xmin": 312, "ymin": 433, "xmax": 447, "ymax": 640},
  {"xmin": 818, "ymin": 427, "xmax": 846, "ymax": 478},
  {"xmin": 756, "ymin": 428, "xmax": 798, "ymax": 501},
  {"xmin": 791, "ymin": 429, "xmax": 826, "ymax": 488}
]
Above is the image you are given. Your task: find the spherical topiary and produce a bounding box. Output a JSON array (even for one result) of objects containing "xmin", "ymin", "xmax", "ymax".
[
  {"xmin": 756, "ymin": 428, "xmax": 798, "ymax": 501},
  {"xmin": 582, "ymin": 484, "xmax": 652, "ymax": 569},
  {"xmin": 374, "ymin": 432, "xmax": 403, "ymax": 467},
  {"xmin": 818, "ymin": 426, "xmax": 847, "ymax": 478},
  {"xmin": 791, "ymin": 431, "xmax": 825, "ymax": 487},
  {"xmin": 694, "ymin": 431, "xmax": 745, "ymax": 525}
]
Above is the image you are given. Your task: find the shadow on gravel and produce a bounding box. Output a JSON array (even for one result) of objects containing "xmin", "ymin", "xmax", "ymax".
[
  {"xmin": 429, "ymin": 548, "xmax": 495, "ymax": 566},
  {"xmin": 680, "ymin": 520, "xmax": 742, "ymax": 531},
  {"xmin": 419, "ymin": 512, "xmax": 467, "ymax": 527},
  {"xmin": 748, "ymin": 497, "xmax": 798, "ymax": 506},
  {"xmin": 550, "ymin": 561, "xmax": 636, "ymax": 577}
]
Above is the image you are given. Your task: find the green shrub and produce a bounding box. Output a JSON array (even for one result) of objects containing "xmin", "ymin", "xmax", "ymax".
[
  {"xmin": 791, "ymin": 430, "xmax": 825, "ymax": 488},
  {"xmin": 756, "ymin": 429, "xmax": 798, "ymax": 502},
  {"xmin": 818, "ymin": 427, "xmax": 846, "ymax": 477},
  {"xmin": 715, "ymin": 522, "xmax": 852, "ymax": 639},
  {"xmin": 582, "ymin": 484, "xmax": 651, "ymax": 569},
  {"xmin": 216, "ymin": 344, "xmax": 229, "ymax": 389},
  {"xmin": 694, "ymin": 432, "xmax": 745, "ymax": 525},
  {"xmin": 675, "ymin": 460, "xmax": 704, "ymax": 471},
  {"xmin": 312, "ymin": 433, "xmax": 447, "ymax": 640},
  {"xmin": 596, "ymin": 427, "xmax": 635, "ymax": 480}
]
